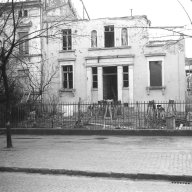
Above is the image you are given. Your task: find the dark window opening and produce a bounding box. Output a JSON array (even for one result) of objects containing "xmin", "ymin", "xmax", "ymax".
[
  {"xmin": 63, "ymin": 65, "xmax": 73, "ymax": 89},
  {"xmin": 149, "ymin": 61, "xmax": 162, "ymax": 86},
  {"xmin": 23, "ymin": 10, "xmax": 28, "ymax": 17},
  {"xmin": 18, "ymin": 10, "xmax": 22, "ymax": 17},
  {"xmin": 18, "ymin": 32, "xmax": 29, "ymax": 54},
  {"xmin": 92, "ymin": 67, "xmax": 98, "ymax": 88},
  {"xmin": 123, "ymin": 66, "xmax": 129, "ymax": 87},
  {"xmin": 62, "ymin": 29, "xmax": 72, "ymax": 50},
  {"xmin": 104, "ymin": 25, "xmax": 114, "ymax": 48}
]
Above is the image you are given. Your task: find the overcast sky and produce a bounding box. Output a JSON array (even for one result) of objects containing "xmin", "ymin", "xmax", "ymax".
[{"xmin": 73, "ymin": 0, "xmax": 192, "ymax": 57}]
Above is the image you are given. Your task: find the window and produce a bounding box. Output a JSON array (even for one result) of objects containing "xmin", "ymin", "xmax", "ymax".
[
  {"xmin": 104, "ymin": 25, "xmax": 114, "ymax": 47},
  {"xmin": 62, "ymin": 29, "xmax": 72, "ymax": 50},
  {"xmin": 91, "ymin": 30, "xmax": 97, "ymax": 48},
  {"xmin": 92, "ymin": 67, "xmax": 98, "ymax": 88},
  {"xmin": 18, "ymin": 10, "xmax": 22, "ymax": 17},
  {"xmin": 23, "ymin": 10, "xmax": 28, "ymax": 17},
  {"xmin": 149, "ymin": 61, "xmax": 162, "ymax": 86},
  {"xmin": 123, "ymin": 66, "xmax": 129, "ymax": 87},
  {"xmin": 18, "ymin": 69, "xmax": 29, "ymax": 77},
  {"xmin": 18, "ymin": 32, "xmax": 29, "ymax": 54},
  {"xmin": 63, "ymin": 65, "xmax": 73, "ymax": 89},
  {"xmin": 121, "ymin": 28, "xmax": 128, "ymax": 46},
  {"xmin": 18, "ymin": 10, "xmax": 28, "ymax": 18}
]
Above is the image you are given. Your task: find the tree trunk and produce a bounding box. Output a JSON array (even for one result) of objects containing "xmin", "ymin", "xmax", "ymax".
[{"xmin": 2, "ymin": 64, "xmax": 13, "ymax": 148}]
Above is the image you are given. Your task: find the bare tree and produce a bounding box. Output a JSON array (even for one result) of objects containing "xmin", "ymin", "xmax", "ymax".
[{"xmin": 0, "ymin": 0, "xmax": 77, "ymax": 147}]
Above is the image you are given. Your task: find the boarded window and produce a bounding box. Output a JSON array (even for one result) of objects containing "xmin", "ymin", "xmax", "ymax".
[
  {"xmin": 121, "ymin": 28, "xmax": 128, "ymax": 46},
  {"xmin": 123, "ymin": 66, "xmax": 129, "ymax": 87},
  {"xmin": 63, "ymin": 65, "xmax": 73, "ymax": 89},
  {"xmin": 18, "ymin": 32, "xmax": 29, "ymax": 54},
  {"xmin": 62, "ymin": 29, "xmax": 72, "ymax": 50},
  {"xmin": 91, "ymin": 30, "xmax": 97, "ymax": 48},
  {"xmin": 104, "ymin": 25, "xmax": 114, "ymax": 47},
  {"xmin": 92, "ymin": 67, "xmax": 98, "ymax": 88},
  {"xmin": 149, "ymin": 61, "xmax": 162, "ymax": 86}
]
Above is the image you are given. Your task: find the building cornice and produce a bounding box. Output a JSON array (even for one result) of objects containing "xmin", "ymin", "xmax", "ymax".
[
  {"xmin": 85, "ymin": 54, "xmax": 135, "ymax": 60},
  {"xmin": 144, "ymin": 53, "xmax": 166, "ymax": 57}
]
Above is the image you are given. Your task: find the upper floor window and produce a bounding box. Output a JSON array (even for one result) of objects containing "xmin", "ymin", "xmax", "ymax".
[
  {"xmin": 18, "ymin": 69, "xmax": 29, "ymax": 78},
  {"xmin": 18, "ymin": 32, "xmax": 29, "ymax": 55},
  {"xmin": 104, "ymin": 25, "xmax": 114, "ymax": 48},
  {"xmin": 63, "ymin": 65, "xmax": 73, "ymax": 89},
  {"xmin": 62, "ymin": 29, "xmax": 72, "ymax": 51},
  {"xmin": 91, "ymin": 30, "xmax": 97, "ymax": 48},
  {"xmin": 149, "ymin": 61, "xmax": 162, "ymax": 86},
  {"xmin": 121, "ymin": 28, "xmax": 128, "ymax": 46},
  {"xmin": 123, "ymin": 66, "xmax": 129, "ymax": 87},
  {"xmin": 92, "ymin": 67, "xmax": 98, "ymax": 88},
  {"xmin": 18, "ymin": 10, "xmax": 28, "ymax": 18}
]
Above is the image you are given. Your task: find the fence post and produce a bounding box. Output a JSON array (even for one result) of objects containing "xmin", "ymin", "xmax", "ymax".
[{"xmin": 74, "ymin": 97, "xmax": 82, "ymax": 128}]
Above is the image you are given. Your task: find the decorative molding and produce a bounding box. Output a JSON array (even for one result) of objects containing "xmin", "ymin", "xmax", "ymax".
[
  {"xmin": 88, "ymin": 46, "xmax": 131, "ymax": 51},
  {"xmin": 145, "ymin": 53, "xmax": 166, "ymax": 57},
  {"xmin": 59, "ymin": 50, "xmax": 76, "ymax": 53},
  {"xmin": 59, "ymin": 88, "xmax": 76, "ymax": 97},
  {"xmin": 85, "ymin": 54, "xmax": 135, "ymax": 60},
  {"xmin": 58, "ymin": 58, "xmax": 76, "ymax": 62},
  {"xmin": 146, "ymin": 86, "xmax": 166, "ymax": 95},
  {"xmin": 85, "ymin": 63, "xmax": 134, "ymax": 68}
]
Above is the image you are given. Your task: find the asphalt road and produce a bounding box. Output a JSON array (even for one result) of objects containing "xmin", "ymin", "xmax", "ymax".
[{"xmin": 0, "ymin": 172, "xmax": 192, "ymax": 192}]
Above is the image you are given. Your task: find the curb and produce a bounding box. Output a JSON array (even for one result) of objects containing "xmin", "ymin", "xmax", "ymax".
[
  {"xmin": 0, "ymin": 167, "xmax": 192, "ymax": 182},
  {"xmin": 2, "ymin": 128, "xmax": 192, "ymax": 136}
]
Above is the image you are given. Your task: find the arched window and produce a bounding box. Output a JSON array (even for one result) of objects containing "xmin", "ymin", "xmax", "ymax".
[
  {"xmin": 91, "ymin": 30, "xmax": 97, "ymax": 48},
  {"xmin": 121, "ymin": 28, "xmax": 128, "ymax": 46}
]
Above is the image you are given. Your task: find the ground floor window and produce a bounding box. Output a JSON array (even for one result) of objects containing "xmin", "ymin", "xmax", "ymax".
[
  {"xmin": 63, "ymin": 65, "xmax": 73, "ymax": 89},
  {"xmin": 92, "ymin": 67, "xmax": 98, "ymax": 88},
  {"xmin": 123, "ymin": 66, "xmax": 129, "ymax": 87},
  {"xmin": 149, "ymin": 61, "xmax": 162, "ymax": 86}
]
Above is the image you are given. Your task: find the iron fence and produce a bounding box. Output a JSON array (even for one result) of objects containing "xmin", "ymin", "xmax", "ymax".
[{"xmin": 0, "ymin": 100, "xmax": 192, "ymax": 129}]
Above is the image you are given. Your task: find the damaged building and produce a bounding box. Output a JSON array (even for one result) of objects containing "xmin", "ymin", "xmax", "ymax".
[{"xmin": 0, "ymin": 0, "xmax": 186, "ymax": 103}]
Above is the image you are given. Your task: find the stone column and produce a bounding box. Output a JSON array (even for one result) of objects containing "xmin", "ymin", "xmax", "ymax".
[
  {"xmin": 98, "ymin": 67, "xmax": 103, "ymax": 101},
  {"xmin": 86, "ymin": 67, "xmax": 92, "ymax": 102},
  {"xmin": 117, "ymin": 65, "xmax": 123, "ymax": 101}
]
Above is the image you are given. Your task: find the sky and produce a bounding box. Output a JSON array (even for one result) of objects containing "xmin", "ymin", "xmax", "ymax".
[{"xmin": 73, "ymin": 0, "xmax": 192, "ymax": 57}]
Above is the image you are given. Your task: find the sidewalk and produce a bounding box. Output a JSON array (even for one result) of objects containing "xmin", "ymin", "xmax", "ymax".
[{"xmin": 1, "ymin": 135, "xmax": 192, "ymax": 181}]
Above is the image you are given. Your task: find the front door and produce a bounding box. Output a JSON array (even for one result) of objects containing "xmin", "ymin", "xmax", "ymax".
[{"xmin": 103, "ymin": 66, "xmax": 117, "ymax": 101}]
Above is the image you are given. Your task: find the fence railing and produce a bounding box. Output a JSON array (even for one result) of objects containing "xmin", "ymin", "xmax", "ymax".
[{"xmin": 0, "ymin": 100, "xmax": 192, "ymax": 130}]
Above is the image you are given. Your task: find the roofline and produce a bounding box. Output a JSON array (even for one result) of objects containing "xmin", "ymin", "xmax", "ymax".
[
  {"xmin": 87, "ymin": 15, "xmax": 150, "ymax": 23},
  {"xmin": 0, "ymin": 0, "xmax": 41, "ymax": 9}
]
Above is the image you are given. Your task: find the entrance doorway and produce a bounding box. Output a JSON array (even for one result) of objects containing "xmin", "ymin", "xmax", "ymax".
[{"xmin": 103, "ymin": 66, "xmax": 117, "ymax": 101}]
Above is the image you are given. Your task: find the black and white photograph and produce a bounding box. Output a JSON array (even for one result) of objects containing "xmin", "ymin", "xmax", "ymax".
[{"xmin": 1, "ymin": 0, "xmax": 192, "ymax": 191}]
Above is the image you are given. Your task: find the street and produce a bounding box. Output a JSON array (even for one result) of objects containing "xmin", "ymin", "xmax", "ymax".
[
  {"xmin": 1, "ymin": 135, "xmax": 192, "ymax": 191},
  {"xmin": 0, "ymin": 172, "xmax": 192, "ymax": 192}
]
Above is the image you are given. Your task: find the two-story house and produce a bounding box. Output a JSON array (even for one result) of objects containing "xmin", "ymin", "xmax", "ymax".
[{"xmin": 44, "ymin": 14, "xmax": 185, "ymax": 103}]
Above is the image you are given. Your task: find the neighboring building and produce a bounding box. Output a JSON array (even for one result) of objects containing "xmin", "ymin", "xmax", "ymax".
[
  {"xmin": 0, "ymin": 0, "xmax": 77, "ymax": 102},
  {"xmin": 0, "ymin": 0, "xmax": 43, "ymax": 101},
  {"xmin": 44, "ymin": 14, "xmax": 186, "ymax": 103}
]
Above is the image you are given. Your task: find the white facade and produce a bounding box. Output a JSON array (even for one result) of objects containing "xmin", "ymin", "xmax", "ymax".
[{"xmin": 43, "ymin": 14, "xmax": 185, "ymax": 103}]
